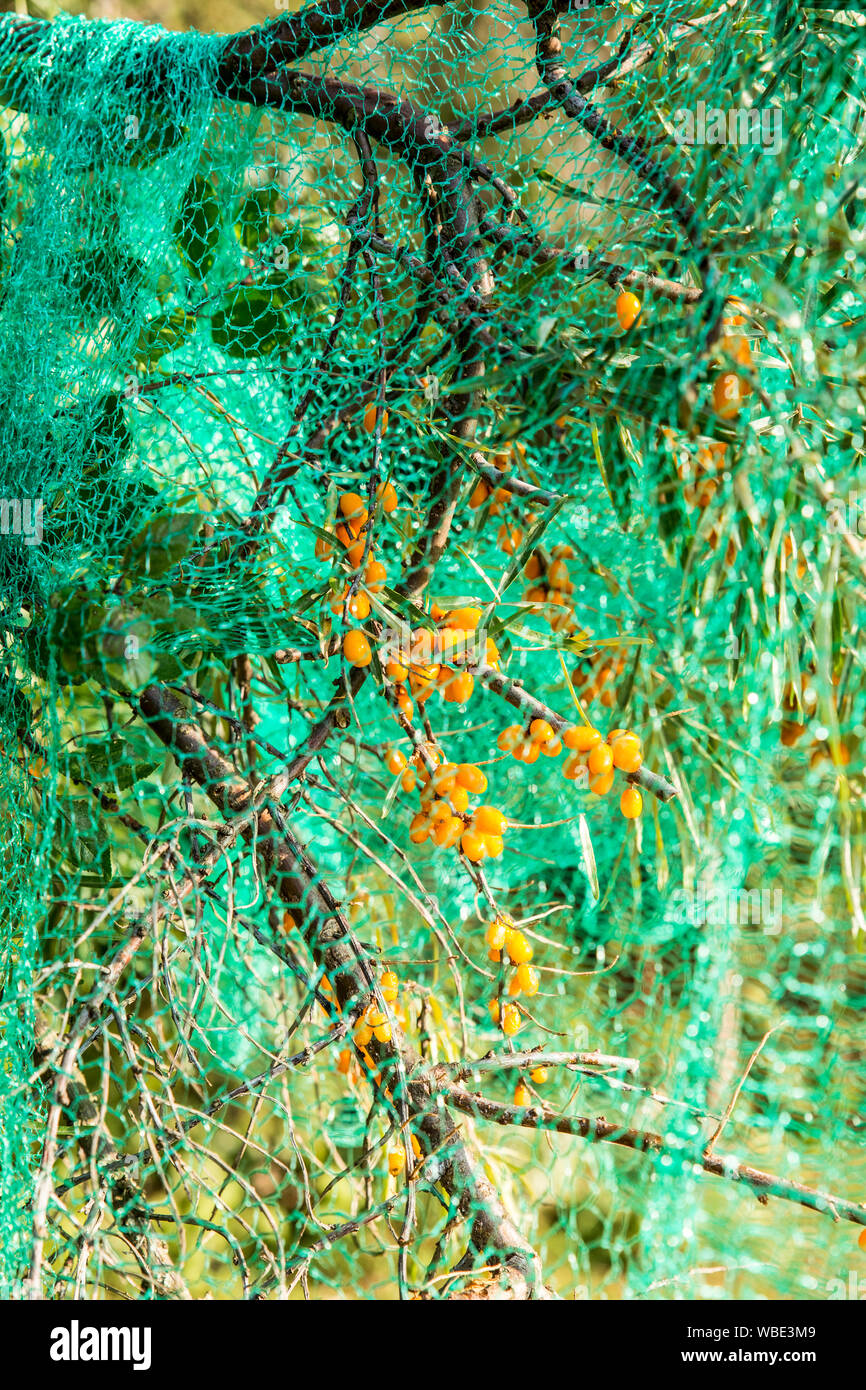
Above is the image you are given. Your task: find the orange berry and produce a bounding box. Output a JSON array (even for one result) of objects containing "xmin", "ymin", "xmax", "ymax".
[
  {"xmin": 587, "ymin": 743, "xmax": 613, "ymax": 776},
  {"xmin": 431, "ymin": 762, "xmax": 458, "ymax": 795},
  {"xmin": 723, "ymin": 299, "xmax": 748, "ymax": 327},
  {"xmin": 443, "ymin": 672, "xmax": 474, "ymax": 704},
  {"xmin": 339, "ymin": 491, "xmax": 368, "ymax": 525},
  {"xmin": 529, "ymin": 718, "xmax": 555, "ymax": 744},
  {"xmin": 713, "ymin": 372, "xmax": 744, "ymax": 420},
  {"xmin": 337, "ymin": 1048, "xmax": 353, "ymax": 1074},
  {"xmin": 438, "ymin": 815, "xmax": 465, "ymax": 849},
  {"xmin": 315, "ymin": 534, "xmax": 335, "ymax": 560},
  {"xmin": 449, "ymin": 785, "xmax": 470, "ymax": 814},
  {"xmin": 546, "ymin": 559, "xmax": 570, "ymax": 590},
  {"xmin": 374, "ymin": 1021, "xmax": 392, "ymax": 1043},
  {"xmin": 401, "ymin": 768, "xmax": 417, "ymax": 793},
  {"xmin": 516, "ymin": 963, "xmax": 539, "ymax": 996},
  {"xmin": 376, "ymin": 480, "xmax": 399, "ymax": 513},
  {"xmin": 409, "ymin": 664, "xmax": 440, "ymax": 695},
  {"xmin": 859, "ymin": 1227, "xmax": 866, "ymax": 1252},
  {"xmin": 380, "ymin": 971, "xmax": 399, "ymax": 1002},
  {"xmin": 365, "ymin": 558, "xmax": 387, "ymax": 591},
  {"xmin": 562, "ymin": 752, "xmax": 587, "ymax": 782},
  {"xmin": 485, "ymin": 918, "xmax": 508, "ymax": 950},
  {"xmin": 388, "ymin": 1148, "xmax": 405, "ymax": 1177},
  {"xmin": 469, "ymin": 479, "xmax": 491, "ymax": 509},
  {"xmin": 513, "ymin": 1080, "xmax": 531, "ymax": 1107},
  {"xmin": 343, "ymin": 629, "xmax": 372, "ymax": 667},
  {"xmin": 524, "ymin": 553, "xmax": 543, "ymax": 580},
  {"xmin": 610, "ymin": 732, "xmax": 642, "ymax": 773},
  {"xmin": 616, "ymin": 290, "xmax": 642, "ymax": 331},
  {"xmin": 472, "ymin": 805, "xmax": 506, "ymax": 837},
  {"xmin": 335, "ymin": 522, "xmax": 358, "ymax": 548},
  {"xmin": 530, "ymin": 1067, "xmax": 548, "ymax": 1084},
  {"xmin": 483, "ymin": 834, "xmax": 504, "ymax": 858},
  {"xmin": 590, "ymin": 769, "xmax": 615, "ymax": 796},
  {"xmin": 428, "ymin": 798, "xmax": 452, "ymax": 826},
  {"xmin": 354, "ymin": 1020, "xmax": 373, "ymax": 1046},
  {"xmin": 363, "ymin": 401, "xmax": 389, "ymax": 434},
  {"xmin": 620, "ymin": 786, "xmax": 643, "ymax": 819},
  {"xmin": 345, "ymin": 539, "xmax": 366, "ymax": 569},
  {"xmin": 386, "ymin": 658, "xmax": 409, "ymax": 682},
  {"xmin": 489, "ymin": 947, "xmax": 502, "ymax": 963},
  {"xmin": 411, "ymin": 1134, "xmax": 422, "ymax": 1159},
  {"xmin": 502, "ymin": 1003, "xmax": 521, "ymax": 1036},
  {"xmin": 414, "ymin": 743, "xmax": 442, "ymax": 774},
  {"xmin": 444, "ymin": 606, "xmax": 483, "ymax": 631},
  {"xmin": 347, "ymin": 590, "xmax": 371, "ymax": 621},
  {"xmin": 386, "ymin": 747, "xmax": 408, "ymax": 775},
  {"xmin": 488, "ymin": 998, "xmax": 501, "ymax": 1023},
  {"xmin": 460, "ymin": 830, "xmax": 487, "ymax": 862},
  {"xmin": 562, "ymin": 725, "xmax": 601, "ymax": 752},
  {"xmin": 514, "ymin": 738, "xmax": 540, "ymax": 763},
  {"xmin": 409, "ymin": 813, "xmax": 431, "ymax": 844},
  {"xmin": 504, "ymin": 928, "xmax": 532, "ymax": 965},
  {"xmin": 396, "ymin": 688, "xmax": 414, "ymax": 720},
  {"xmin": 456, "ymin": 763, "xmax": 487, "ymax": 793},
  {"xmin": 541, "ymin": 737, "xmax": 562, "ymax": 758}
]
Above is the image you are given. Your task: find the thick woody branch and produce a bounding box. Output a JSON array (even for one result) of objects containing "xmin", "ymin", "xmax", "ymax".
[
  {"xmin": 439, "ymin": 1084, "xmax": 866, "ymax": 1229},
  {"xmin": 134, "ymin": 683, "xmax": 545, "ymax": 1292}
]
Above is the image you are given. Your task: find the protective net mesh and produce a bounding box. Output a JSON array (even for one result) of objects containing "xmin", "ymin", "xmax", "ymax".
[{"xmin": 1, "ymin": 0, "xmax": 864, "ymax": 1301}]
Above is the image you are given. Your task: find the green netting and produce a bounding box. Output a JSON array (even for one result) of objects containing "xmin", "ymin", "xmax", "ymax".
[{"xmin": 0, "ymin": 0, "xmax": 864, "ymax": 1301}]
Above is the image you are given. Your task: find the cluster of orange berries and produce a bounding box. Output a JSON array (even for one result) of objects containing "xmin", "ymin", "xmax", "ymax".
[
  {"xmin": 712, "ymin": 301, "xmax": 754, "ymax": 420},
  {"xmin": 523, "ymin": 545, "xmax": 577, "ymax": 635},
  {"xmin": 379, "ymin": 605, "xmax": 498, "ymax": 718},
  {"xmin": 779, "ymin": 667, "xmax": 849, "ymax": 766},
  {"xmin": 572, "ymin": 649, "xmax": 627, "ymax": 710},
  {"xmin": 486, "ymin": 917, "xmax": 538, "ymax": 993},
  {"xmin": 469, "ymin": 441, "xmax": 527, "ymax": 515},
  {"xmin": 466, "ymin": 442, "xmax": 537, "ymax": 558},
  {"xmin": 661, "ymin": 430, "xmax": 739, "ymax": 565},
  {"xmin": 403, "ymin": 750, "xmax": 508, "ymax": 861},
  {"xmin": 352, "ymin": 967, "xmax": 401, "ymax": 1049},
  {"xmin": 336, "ymin": 967, "xmax": 415, "ymax": 1084},
  {"xmin": 315, "ymin": 484, "xmax": 398, "ymax": 667},
  {"xmin": 498, "ymin": 720, "xmax": 643, "ymax": 815},
  {"xmin": 485, "ymin": 919, "xmax": 539, "ymax": 1039},
  {"xmin": 676, "ymin": 438, "xmax": 727, "ymax": 513}
]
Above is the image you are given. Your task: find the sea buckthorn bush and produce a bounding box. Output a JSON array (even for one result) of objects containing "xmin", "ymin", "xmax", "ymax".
[{"xmin": 1, "ymin": 0, "xmax": 864, "ymax": 1306}]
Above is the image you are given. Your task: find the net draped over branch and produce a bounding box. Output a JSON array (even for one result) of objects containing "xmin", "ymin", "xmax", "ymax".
[{"xmin": 0, "ymin": 0, "xmax": 864, "ymax": 1300}]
